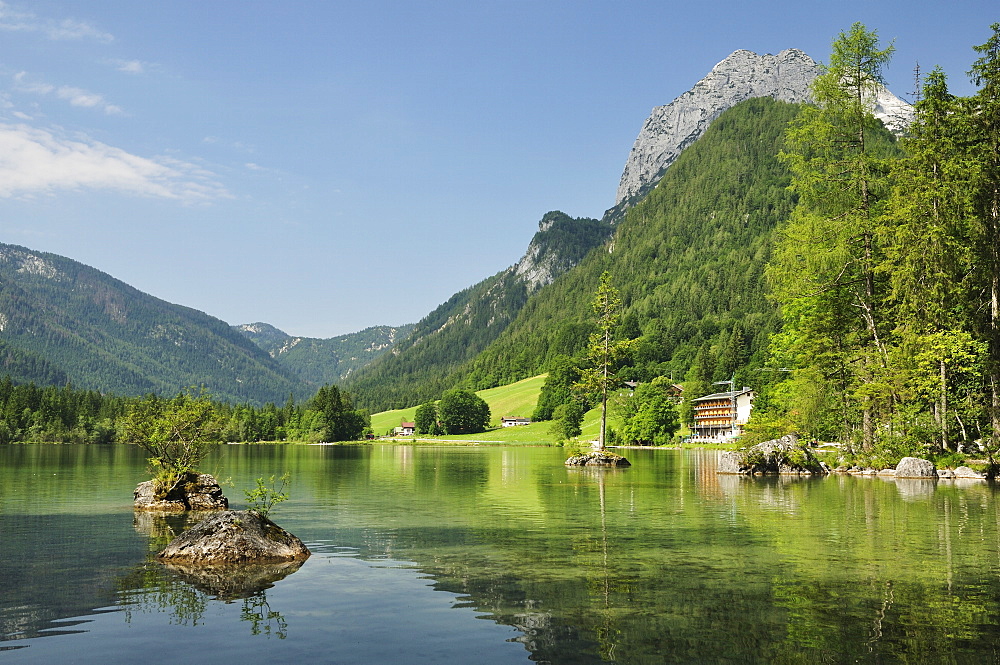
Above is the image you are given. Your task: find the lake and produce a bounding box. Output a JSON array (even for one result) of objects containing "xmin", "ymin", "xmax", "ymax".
[{"xmin": 2, "ymin": 443, "xmax": 1000, "ymax": 664}]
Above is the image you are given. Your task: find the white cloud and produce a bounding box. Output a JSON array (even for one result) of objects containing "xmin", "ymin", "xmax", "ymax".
[
  {"xmin": 0, "ymin": 123, "xmax": 230, "ymax": 201},
  {"xmin": 115, "ymin": 60, "xmax": 145, "ymax": 74},
  {"xmin": 14, "ymin": 72, "xmax": 123, "ymax": 115},
  {"xmin": 0, "ymin": 2, "xmax": 112, "ymax": 42}
]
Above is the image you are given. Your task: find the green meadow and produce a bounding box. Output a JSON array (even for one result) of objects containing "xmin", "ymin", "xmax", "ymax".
[{"xmin": 367, "ymin": 373, "xmax": 650, "ymax": 446}]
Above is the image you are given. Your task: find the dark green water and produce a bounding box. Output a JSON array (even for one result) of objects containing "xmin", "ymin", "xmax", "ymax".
[{"xmin": 2, "ymin": 444, "xmax": 1000, "ymax": 664}]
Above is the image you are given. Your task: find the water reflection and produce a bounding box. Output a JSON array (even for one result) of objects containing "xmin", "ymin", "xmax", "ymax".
[
  {"xmin": 120, "ymin": 512, "xmax": 298, "ymax": 638},
  {"xmin": 7, "ymin": 444, "xmax": 1000, "ymax": 664}
]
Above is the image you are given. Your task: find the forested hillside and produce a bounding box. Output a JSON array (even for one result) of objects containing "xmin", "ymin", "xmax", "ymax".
[
  {"xmin": 346, "ymin": 212, "xmax": 610, "ymax": 410},
  {"xmin": 0, "ymin": 244, "xmax": 306, "ymax": 404},
  {"xmin": 235, "ymin": 321, "xmax": 416, "ymax": 385}
]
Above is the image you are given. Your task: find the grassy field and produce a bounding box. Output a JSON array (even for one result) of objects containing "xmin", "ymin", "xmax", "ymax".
[
  {"xmin": 368, "ymin": 374, "xmax": 546, "ymax": 436},
  {"xmin": 368, "ymin": 376, "xmax": 687, "ymax": 447}
]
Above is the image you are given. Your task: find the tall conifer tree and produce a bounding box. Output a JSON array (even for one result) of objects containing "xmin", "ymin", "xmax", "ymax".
[{"xmin": 768, "ymin": 23, "xmax": 897, "ymax": 448}]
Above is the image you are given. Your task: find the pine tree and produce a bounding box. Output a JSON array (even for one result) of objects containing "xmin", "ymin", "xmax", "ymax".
[
  {"xmin": 967, "ymin": 24, "xmax": 1000, "ymax": 447},
  {"xmin": 881, "ymin": 67, "xmax": 981, "ymax": 451},
  {"xmin": 768, "ymin": 22, "xmax": 899, "ymax": 448},
  {"xmin": 575, "ymin": 272, "xmax": 635, "ymax": 449}
]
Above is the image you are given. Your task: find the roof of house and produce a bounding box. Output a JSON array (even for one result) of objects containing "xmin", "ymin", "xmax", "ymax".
[
  {"xmin": 400, "ymin": 421, "xmax": 415, "ymax": 428},
  {"xmin": 691, "ymin": 388, "xmax": 753, "ymax": 403}
]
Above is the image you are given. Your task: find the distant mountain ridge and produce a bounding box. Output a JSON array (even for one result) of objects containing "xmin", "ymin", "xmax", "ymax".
[
  {"xmin": 0, "ymin": 243, "xmax": 305, "ymax": 404},
  {"xmin": 234, "ymin": 321, "xmax": 415, "ymax": 385}
]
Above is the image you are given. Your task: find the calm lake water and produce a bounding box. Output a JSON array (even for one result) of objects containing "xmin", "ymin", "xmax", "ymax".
[{"xmin": 3, "ymin": 444, "xmax": 1000, "ymax": 664}]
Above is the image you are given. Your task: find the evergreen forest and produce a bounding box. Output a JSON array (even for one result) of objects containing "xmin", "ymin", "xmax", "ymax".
[{"xmin": 0, "ymin": 379, "xmax": 369, "ymax": 445}]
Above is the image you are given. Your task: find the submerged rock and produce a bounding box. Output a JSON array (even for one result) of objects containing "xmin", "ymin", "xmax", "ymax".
[
  {"xmin": 134, "ymin": 473, "xmax": 229, "ymax": 512},
  {"xmin": 565, "ymin": 451, "xmax": 631, "ymax": 467},
  {"xmin": 157, "ymin": 510, "xmax": 310, "ymax": 564},
  {"xmin": 894, "ymin": 457, "xmax": 937, "ymax": 479},
  {"xmin": 718, "ymin": 434, "xmax": 827, "ymax": 476}
]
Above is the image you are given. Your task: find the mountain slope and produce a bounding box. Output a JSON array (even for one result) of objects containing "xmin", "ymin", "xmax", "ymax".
[
  {"xmin": 455, "ymin": 97, "xmax": 807, "ymax": 393},
  {"xmin": 234, "ymin": 321, "xmax": 415, "ymax": 385},
  {"xmin": 0, "ymin": 244, "xmax": 305, "ymax": 404},
  {"xmin": 346, "ymin": 211, "xmax": 611, "ymax": 410}
]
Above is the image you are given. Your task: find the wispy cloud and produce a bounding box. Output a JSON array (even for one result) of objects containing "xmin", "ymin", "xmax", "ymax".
[
  {"xmin": 114, "ymin": 59, "xmax": 145, "ymax": 74},
  {"xmin": 0, "ymin": 123, "xmax": 230, "ymax": 201},
  {"xmin": 13, "ymin": 72, "xmax": 123, "ymax": 115},
  {"xmin": 0, "ymin": 1, "xmax": 113, "ymax": 42}
]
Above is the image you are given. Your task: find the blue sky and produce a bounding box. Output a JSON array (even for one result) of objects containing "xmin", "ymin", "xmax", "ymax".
[{"xmin": 0, "ymin": 1, "xmax": 993, "ymax": 337}]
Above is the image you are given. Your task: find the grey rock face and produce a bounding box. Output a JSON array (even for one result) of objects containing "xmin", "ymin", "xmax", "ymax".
[
  {"xmin": 615, "ymin": 49, "xmax": 819, "ymax": 209},
  {"xmin": 895, "ymin": 457, "xmax": 937, "ymax": 479},
  {"xmin": 614, "ymin": 48, "xmax": 913, "ymax": 213},
  {"xmin": 953, "ymin": 466, "xmax": 986, "ymax": 479},
  {"xmin": 134, "ymin": 473, "xmax": 229, "ymax": 512},
  {"xmin": 717, "ymin": 434, "xmax": 827, "ymax": 475},
  {"xmin": 157, "ymin": 510, "xmax": 311, "ymax": 564}
]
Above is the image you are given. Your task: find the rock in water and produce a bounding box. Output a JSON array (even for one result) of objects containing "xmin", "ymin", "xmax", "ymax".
[
  {"xmin": 157, "ymin": 510, "xmax": 310, "ymax": 564},
  {"xmin": 717, "ymin": 434, "xmax": 827, "ymax": 475},
  {"xmin": 565, "ymin": 451, "xmax": 631, "ymax": 467},
  {"xmin": 134, "ymin": 473, "xmax": 229, "ymax": 512},
  {"xmin": 953, "ymin": 466, "xmax": 986, "ymax": 480},
  {"xmin": 894, "ymin": 457, "xmax": 937, "ymax": 479}
]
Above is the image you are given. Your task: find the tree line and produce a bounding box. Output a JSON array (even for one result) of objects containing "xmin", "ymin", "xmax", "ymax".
[
  {"xmin": 755, "ymin": 23, "xmax": 1000, "ymax": 465},
  {"xmin": 0, "ymin": 378, "xmax": 370, "ymax": 444}
]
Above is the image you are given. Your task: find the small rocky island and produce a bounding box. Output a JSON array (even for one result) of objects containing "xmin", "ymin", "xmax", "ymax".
[
  {"xmin": 157, "ymin": 510, "xmax": 310, "ymax": 564},
  {"xmin": 565, "ymin": 450, "xmax": 632, "ymax": 467},
  {"xmin": 134, "ymin": 473, "xmax": 229, "ymax": 512}
]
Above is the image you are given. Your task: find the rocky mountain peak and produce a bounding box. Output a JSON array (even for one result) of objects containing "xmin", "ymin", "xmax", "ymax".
[
  {"xmin": 613, "ymin": 49, "xmax": 820, "ymax": 212},
  {"xmin": 611, "ymin": 48, "xmax": 913, "ymax": 217}
]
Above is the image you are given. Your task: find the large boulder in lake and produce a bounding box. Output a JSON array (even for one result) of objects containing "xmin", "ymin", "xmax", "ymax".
[
  {"xmin": 565, "ymin": 451, "xmax": 631, "ymax": 467},
  {"xmin": 157, "ymin": 510, "xmax": 310, "ymax": 564},
  {"xmin": 894, "ymin": 457, "xmax": 937, "ymax": 479},
  {"xmin": 134, "ymin": 473, "xmax": 229, "ymax": 512},
  {"xmin": 718, "ymin": 434, "xmax": 827, "ymax": 475}
]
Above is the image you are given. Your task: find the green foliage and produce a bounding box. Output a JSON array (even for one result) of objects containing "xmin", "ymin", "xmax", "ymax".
[
  {"xmin": 437, "ymin": 389, "xmax": 491, "ymax": 435},
  {"xmin": 244, "ymin": 472, "xmax": 290, "ymax": 518},
  {"xmin": 309, "ymin": 384, "xmax": 369, "ymax": 442},
  {"xmin": 759, "ymin": 22, "xmax": 1000, "ymax": 461},
  {"xmin": 414, "ymin": 401, "xmax": 441, "ymax": 435},
  {"xmin": 118, "ymin": 387, "xmax": 227, "ymax": 494},
  {"xmin": 574, "ymin": 272, "xmax": 636, "ymax": 449},
  {"xmin": 532, "ymin": 355, "xmax": 583, "ymax": 421},
  {"xmin": 618, "ymin": 377, "xmax": 680, "ymax": 446},
  {"xmin": 548, "ymin": 401, "xmax": 584, "ymax": 442}
]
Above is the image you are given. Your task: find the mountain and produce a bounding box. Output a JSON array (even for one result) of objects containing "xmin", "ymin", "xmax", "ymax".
[
  {"xmin": 346, "ymin": 49, "xmax": 914, "ymax": 413},
  {"xmin": 345, "ymin": 211, "xmax": 611, "ymax": 410},
  {"xmin": 234, "ymin": 321, "xmax": 416, "ymax": 385},
  {"xmin": 0, "ymin": 243, "xmax": 306, "ymax": 404},
  {"xmin": 607, "ymin": 48, "xmax": 912, "ymax": 221}
]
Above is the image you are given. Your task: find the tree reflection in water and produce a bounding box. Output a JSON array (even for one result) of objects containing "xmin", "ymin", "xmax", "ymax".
[{"xmin": 119, "ymin": 512, "xmax": 301, "ymax": 639}]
